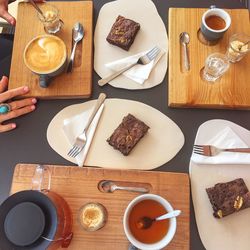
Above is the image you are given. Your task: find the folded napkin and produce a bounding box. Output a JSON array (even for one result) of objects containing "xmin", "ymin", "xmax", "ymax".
[
  {"xmin": 63, "ymin": 103, "xmax": 104, "ymax": 167},
  {"xmin": 105, "ymin": 47, "xmax": 165, "ymax": 84},
  {"xmin": 191, "ymin": 126, "xmax": 250, "ymax": 165}
]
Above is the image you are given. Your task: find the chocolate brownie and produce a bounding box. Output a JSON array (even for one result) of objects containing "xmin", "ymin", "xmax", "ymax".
[
  {"xmin": 107, "ymin": 114, "xmax": 149, "ymax": 156},
  {"xmin": 106, "ymin": 15, "xmax": 140, "ymax": 51},
  {"xmin": 206, "ymin": 178, "xmax": 250, "ymax": 218}
]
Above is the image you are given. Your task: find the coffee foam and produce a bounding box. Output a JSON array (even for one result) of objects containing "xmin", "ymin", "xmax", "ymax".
[{"xmin": 24, "ymin": 36, "xmax": 66, "ymax": 74}]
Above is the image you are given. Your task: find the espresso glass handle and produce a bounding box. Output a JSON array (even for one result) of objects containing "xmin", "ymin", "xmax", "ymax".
[{"xmin": 32, "ymin": 164, "xmax": 51, "ymax": 191}]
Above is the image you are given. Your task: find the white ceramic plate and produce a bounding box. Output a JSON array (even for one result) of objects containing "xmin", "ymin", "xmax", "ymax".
[
  {"xmin": 189, "ymin": 119, "xmax": 250, "ymax": 250},
  {"xmin": 47, "ymin": 99, "xmax": 184, "ymax": 170},
  {"xmin": 94, "ymin": 0, "xmax": 168, "ymax": 89}
]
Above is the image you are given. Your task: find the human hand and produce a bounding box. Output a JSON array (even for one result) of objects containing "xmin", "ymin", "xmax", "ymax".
[
  {"xmin": 0, "ymin": 76, "xmax": 37, "ymax": 133},
  {"xmin": 0, "ymin": 0, "xmax": 45, "ymax": 25},
  {"xmin": 0, "ymin": 0, "xmax": 15, "ymax": 25}
]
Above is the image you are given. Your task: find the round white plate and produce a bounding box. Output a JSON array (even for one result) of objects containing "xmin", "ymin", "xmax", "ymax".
[
  {"xmin": 189, "ymin": 119, "xmax": 250, "ymax": 250},
  {"xmin": 94, "ymin": 0, "xmax": 168, "ymax": 89},
  {"xmin": 47, "ymin": 99, "xmax": 184, "ymax": 170}
]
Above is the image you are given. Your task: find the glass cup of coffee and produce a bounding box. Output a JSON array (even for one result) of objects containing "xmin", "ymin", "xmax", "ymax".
[
  {"xmin": 202, "ymin": 52, "xmax": 230, "ymax": 82},
  {"xmin": 23, "ymin": 35, "xmax": 67, "ymax": 88},
  {"xmin": 123, "ymin": 194, "xmax": 177, "ymax": 250},
  {"xmin": 201, "ymin": 6, "xmax": 231, "ymax": 41},
  {"xmin": 37, "ymin": 4, "xmax": 63, "ymax": 34},
  {"xmin": 226, "ymin": 33, "xmax": 250, "ymax": 63}
]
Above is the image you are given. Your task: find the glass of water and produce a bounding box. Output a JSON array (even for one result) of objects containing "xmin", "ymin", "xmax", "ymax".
[{"xmin": 202, "ymin": 52, "xmax": 230, "ymax": 82}]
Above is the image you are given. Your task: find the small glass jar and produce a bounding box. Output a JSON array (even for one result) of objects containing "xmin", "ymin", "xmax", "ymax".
[
  {"xmin": 226, "ymin": 33, "xmax": 250, "ymax": 63},
  {"xmin": 37, "ymin": 4, "xmax": 63, "ymax": 34},
  {"xmin": 202, "ymin": 52, "xmax": 230, "ymax": 82}
]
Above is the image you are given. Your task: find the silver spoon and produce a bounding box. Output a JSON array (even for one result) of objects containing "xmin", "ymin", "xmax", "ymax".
[
  {"xmin": 136, "ymin": 210, "xmax": 181, "ymax": 229},
  {"xmin": 99, "ymin": 180, "xmax": 149, "ymax": 193},
  {"xmin": 180, "ymin": 32, "xmax": 190, "ymax": 71},
  {"xmin": 28, "ymin": 0, "xmax": 46, "ymax": 20},
  {"xmin": 67, "ymin": 22, "xmax": 84, "ymax": 73}
]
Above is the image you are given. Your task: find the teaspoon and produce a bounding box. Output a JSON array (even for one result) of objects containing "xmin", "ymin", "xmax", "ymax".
[
  {"xmin": 180, "ymin": 32, "xmax": 190, "ymax": 71},
  {"xmin": 28, "ymin": 0, "xmax": 46, "ymax": 20},
  {"xmin": 67, "ymin": 22, "xmax": 84, "ymax": 73},
  {"xmin": 136, "ymin": 210, "xmax": 181, "ymax": 229},
  {"xmin": 99, "ymin": 180, "xmax": 149, "ymax": 193}
]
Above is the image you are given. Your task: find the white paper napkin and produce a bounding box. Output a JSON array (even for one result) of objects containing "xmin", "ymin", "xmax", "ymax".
[
  {"xmin": 63, "ymin": 103, "xmax": 104, "ymax": 167},
  {"xmin": 191, "ymin": 126, "xmax": 250, "ymax": 165},
  {"xmin": 105, "ymin": 47, "xmax": 165, "ymax": 84}
]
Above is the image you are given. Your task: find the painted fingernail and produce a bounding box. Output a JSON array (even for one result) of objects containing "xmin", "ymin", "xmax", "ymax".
[
  {"xmin": 24, "ymin": 86, "xmax": 29, "ymax": 92},
  {"xmin": 32, "ymin": 98, "xmax": 37, "ymax": 104},
  {"xmin": 12, "ymin": 123, "xmax": 16, "ymax": 129},
  {"xmin": 31, "ymin": 105, "xmax": 36, "ymax": 110}
]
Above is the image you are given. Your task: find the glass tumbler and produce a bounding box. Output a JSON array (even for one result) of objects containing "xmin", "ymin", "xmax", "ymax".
[
  {"xmin": 226, "ymin": 33, "xmax": 250, "ymax": 63},
  {"xmin": 37, "ymin": 4, "xmax": 63, "ymax": 34},
  {"xmin": 202, "ymin": 52, "xmax": 230, "ymax": 82}
]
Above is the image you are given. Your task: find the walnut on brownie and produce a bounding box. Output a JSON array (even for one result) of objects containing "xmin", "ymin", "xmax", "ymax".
[
  {"xmin": 106, "ymin": 15, "xmax": 140, "ymax": 51},
  {"xmin": 206, "ymin": 178, "xmax": 250, "ymax": 218},
  {"xmin": 107, "ymin": 114, "xmax": 149, "ymax": 156}
]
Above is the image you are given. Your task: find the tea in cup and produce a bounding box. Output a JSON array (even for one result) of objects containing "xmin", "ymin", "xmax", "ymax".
[
  {"xmin": 201, "ymin": 6, "xmax": 231, "ymax": 41},
  {"xmin": 123, "ymin": 194, "xmax": 177, "ymax": 250},
  {"xmin": 23, "ymin": 35, "xmax": 67, "ymax": 88}
]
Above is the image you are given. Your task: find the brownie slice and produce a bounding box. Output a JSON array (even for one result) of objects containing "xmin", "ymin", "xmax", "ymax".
[
  {"xmin": 106, "ymin": 15, "xmax": 140, "ymax": 51},
  {"xmin": 107, "ymin": 114, "xmax": 149, "ymax": 156},
  {"xmin": 206, "ymin": 178, "xmax": 250, "ymax": 218}
]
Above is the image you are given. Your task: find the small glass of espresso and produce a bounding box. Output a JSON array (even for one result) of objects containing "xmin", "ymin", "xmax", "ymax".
[
  {"xmin": 226, "ymin": 33, "xmax": 250, "ymax": 63},
  {"xmin": 37, "ymin": 4, "xmax": 63, "ymax": 34}
]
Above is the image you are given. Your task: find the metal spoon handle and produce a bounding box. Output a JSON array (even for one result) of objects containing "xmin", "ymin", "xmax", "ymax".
[
  {"xmin": 67, "ymin": 41, "xmax": 78, "ymax": 73},
  {"xmin": 29, "ymin": 0, "xmax": 45, "ymax": 18},
  {"xmin": 183, "ymin": 43, "xmax": 190, "ymax": 71},
  {"xmin": 115, "ymin": 186, "xmax": 149, "ymax": 193},
  {"xmin": 155, "ymin": 210, "xmax": 181, "ymax": 221}
]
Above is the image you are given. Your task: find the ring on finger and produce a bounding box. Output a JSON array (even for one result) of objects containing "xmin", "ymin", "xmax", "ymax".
[{"xmin": 0, "ymin": 103, "xmax": 12, "ymax": 115}]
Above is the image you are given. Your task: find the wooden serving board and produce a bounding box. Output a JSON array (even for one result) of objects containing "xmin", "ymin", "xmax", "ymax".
[
  {"xmin": 10, "ymin": 164, "xmax": 190, "ymax": 250},
  {"xmin": 168, "ymin": 8, "xmax": 250, "ymax": 109},
  {"xmin": 9, "ymin": 1, "xmax": 93, "ymax": 99}
]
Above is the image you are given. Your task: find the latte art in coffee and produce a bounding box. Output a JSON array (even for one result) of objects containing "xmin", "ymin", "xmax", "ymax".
[{"xmin": 24, "ymin": 36, "xmax": 66, "ymax": 73}]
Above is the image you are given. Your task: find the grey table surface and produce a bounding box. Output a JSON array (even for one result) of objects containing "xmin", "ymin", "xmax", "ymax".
[{"xmin": 0, "ymin": 0, "xmax": 249, "ymax": 249}]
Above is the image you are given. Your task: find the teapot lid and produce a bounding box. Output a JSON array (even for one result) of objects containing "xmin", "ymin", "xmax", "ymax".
[{"xmin": 4, "ymin": 202, "xmax": 45, "ymax": 246}]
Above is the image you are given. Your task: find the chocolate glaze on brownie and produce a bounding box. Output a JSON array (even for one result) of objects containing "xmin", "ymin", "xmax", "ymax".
[
  {"xmin": 107, "ymin": 114, "xmax": 149, "ymax": 156},
  {"xmin": 206, "ymin": 178, "xmax": 250, "ymax": 218},
  {"xmin": 106, "ymin": 15, "xmax": 140, "ymax": 51}
]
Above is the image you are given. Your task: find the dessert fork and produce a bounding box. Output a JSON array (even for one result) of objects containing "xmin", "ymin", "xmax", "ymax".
[
  {"xmin": 193, "ymin": 144, "xmax": 250, "ymax": 157},
  {"xmin": 98, "ymin": 46, "xmax": 161, "ymax": 86},
  {"xmin": 67, "ymin": 93, "xmax": 106, "ymax": 158}
]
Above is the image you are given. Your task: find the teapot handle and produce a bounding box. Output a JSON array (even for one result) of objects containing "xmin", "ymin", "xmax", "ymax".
[{"xmin": 32, "ymin": 164, "xmax": 51, "ymax": 191}]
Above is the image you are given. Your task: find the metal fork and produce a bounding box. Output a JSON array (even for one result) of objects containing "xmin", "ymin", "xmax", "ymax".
[
  {"xmin": 67, "ymin": 93, "xmax": 106, "ymax": 158},
  {"xmin": 98, "ymin": 46, "xmax": 161, "ymax": 86},
  {"xmin": 193, "ymin": 145, "xmax": 250, "ymax": 157}
]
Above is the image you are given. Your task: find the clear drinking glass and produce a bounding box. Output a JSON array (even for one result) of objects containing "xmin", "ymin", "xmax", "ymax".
[
  {"xmin": 202, "ymin": 52, "xmax": 230, "ymax": 82},
  {"xmin": 226, "ymin": 33, "xmax": 250, "ymax": 63},
  {"xmin": 37, "ymin": 4, "xmax": 63, "ymax": 34}
]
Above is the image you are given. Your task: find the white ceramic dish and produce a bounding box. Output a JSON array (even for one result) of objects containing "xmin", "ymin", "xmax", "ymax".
[
  {"xmin": 47, "ymin": 98, "xmax": 184, "ymax": 170},
  {"xmin": 189, "ymin": 119, "xmax": 250, "ymax": 250}
]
